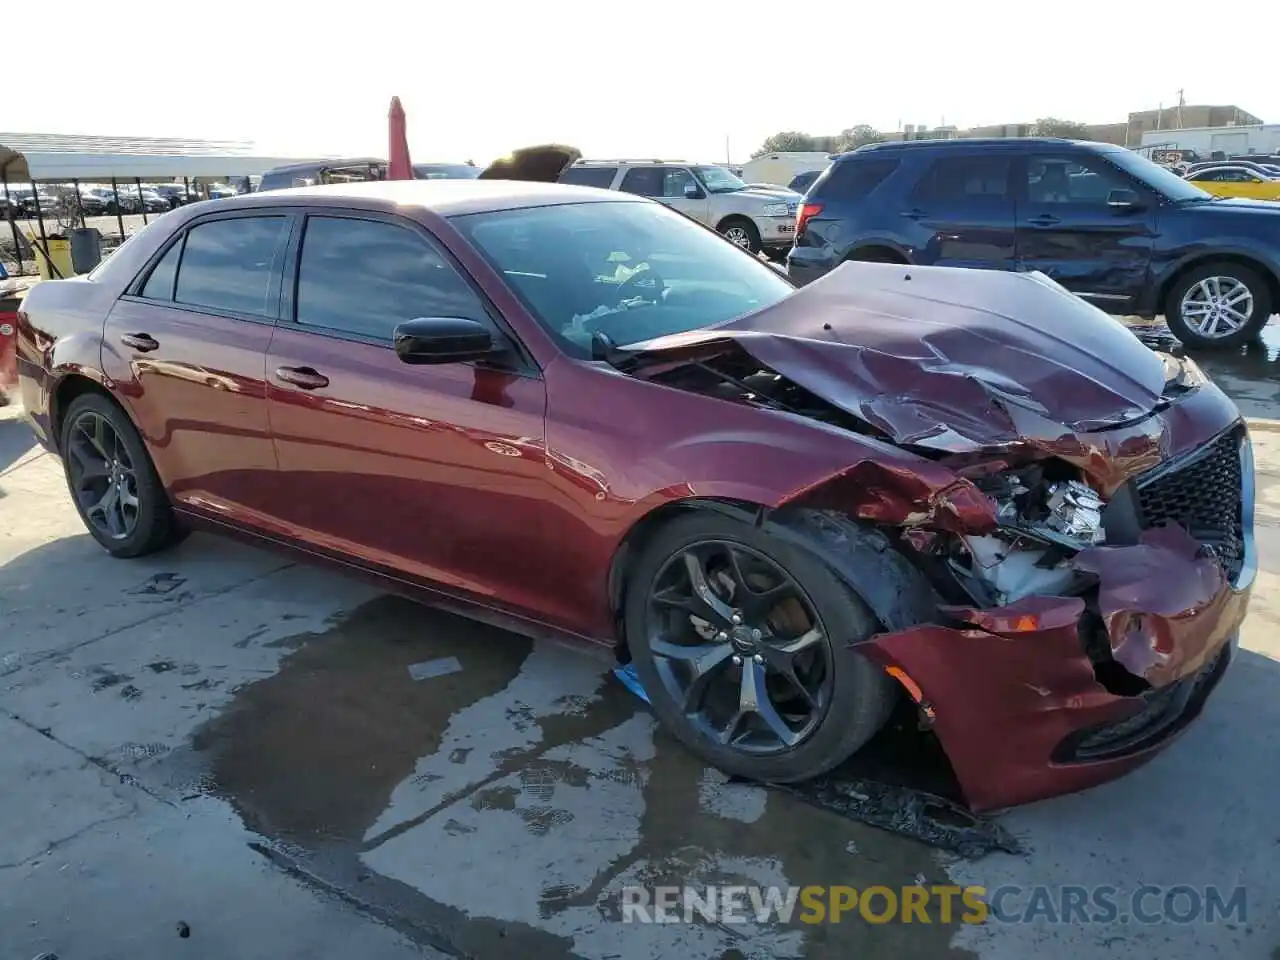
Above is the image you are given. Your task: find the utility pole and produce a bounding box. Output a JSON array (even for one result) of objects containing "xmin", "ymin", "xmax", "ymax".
[
  {"xmin": 1175, "ymin": 88, "xmax": 1185, "ymax": 129},
  {"xmin": 725, "ymin": 135, "xmax": 730, "ymax": 165}
]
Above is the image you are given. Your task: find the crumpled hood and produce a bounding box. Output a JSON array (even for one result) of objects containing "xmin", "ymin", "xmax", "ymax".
[{"xmin": 636, "ymin": 260, "xmax": 1170, "ymax": 451}]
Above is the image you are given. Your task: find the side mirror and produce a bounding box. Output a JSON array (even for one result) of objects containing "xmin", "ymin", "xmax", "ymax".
[
  {"xmin": 1107, "ymin": 188, "xmax": 1143, "ymax": 210},
  {"xmin": 683, "ymin": 183, "xmax": 705, "ymax": 200},
  {"xmin": 394, "ymin": 317, "xmax": 497, "ymax": 364}
]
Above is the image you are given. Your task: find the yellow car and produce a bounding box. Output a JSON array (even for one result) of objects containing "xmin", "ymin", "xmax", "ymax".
[{"xmin": 1184, "ymin": 165, "xmax": 1280, "ymax": 201}]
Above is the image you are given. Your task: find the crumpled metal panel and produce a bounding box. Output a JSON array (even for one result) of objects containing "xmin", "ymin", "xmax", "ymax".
[{"xmin": 634, "ymin": 261, "xmax": 1169, "ymax": 451}]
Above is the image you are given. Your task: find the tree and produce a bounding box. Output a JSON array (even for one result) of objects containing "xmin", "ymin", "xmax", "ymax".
[
  {"xmin": 835, "ymin": 125, "xmax": 886, "ymax": 151},
  {"xmin": 751, "ymin": 132, "xmax": 818, "ymax": 158},
  {"xmin": 1030, "ymin": 117, "xmax": 1089, "ymax": 139}
]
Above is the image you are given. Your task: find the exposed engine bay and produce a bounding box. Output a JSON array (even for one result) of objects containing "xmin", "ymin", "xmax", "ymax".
[
  {"xmin": 949, "ymin": 465, "xmax": 1108, "ymax": 606},
  {"xmin": 643, "ymin": 349, "xmax": 1119, "ymax": 608}
]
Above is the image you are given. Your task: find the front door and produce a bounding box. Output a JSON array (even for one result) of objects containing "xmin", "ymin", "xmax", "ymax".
[
  {"xmin": 900, "ymin": 150, "xmax": 1018, "ymax": 270},
  {"xmin": 1015, "ymin": 151, "xmax": 1157, "ymax": 309},
  {"xmin": 619, "ymin": 165, "xmax": 711, "ymax": 225},
  {"xmin": 101, "ymin": 211, "xmax": 291, "ymax": 523},
  {"xmin": 264, "ymin": 211, "xmax": 550, "ymax": 612}
]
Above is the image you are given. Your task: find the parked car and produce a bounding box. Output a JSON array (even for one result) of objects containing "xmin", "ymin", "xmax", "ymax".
[
  {"xmin": 413, "ymin": 162, "xmax": 480, "ymax": 179},
  {"xmin": 1184, "ymin": 165, "xmax": 1280, "ymax": 202},
  {"xmin": 0, "ymin": 289, "xmax": 18, "ymax": 405},
  {"xmin": 788, "ymin": 170, "xmax": 823, "ymax": 194},
  {"xmin": 6, "ymin": 186, "xmax": 59, "ymax": 219},
  {"xmin": 149, "ymin": 184, "xmax": 196, "ymax": 209},
  {"xmin": 558, "ymin": 159, "xmax": 801, "ymax": 256},
  {"xmin": 14, "ymin": 174, "xmax": 1253, "ymax": 811},
  {"xmin": 788, "ymin": 137, "xmax": 1280, "ymax": 348},
  {"xmin": 1183, "ymin": 159, "xmax": 1279, "ymax": 179},
  {"xmin": 258, "ymin": 158, "xmax": 481, "ymax": 193},
  {"xmin": 57, "ymin": 187, "xmax": 106, "ymax": 217}
]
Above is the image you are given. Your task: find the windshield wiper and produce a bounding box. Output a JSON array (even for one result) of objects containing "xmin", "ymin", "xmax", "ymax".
[{"xmin": 590, "ymin": 331, "xmax": 641, "ymax": 371}]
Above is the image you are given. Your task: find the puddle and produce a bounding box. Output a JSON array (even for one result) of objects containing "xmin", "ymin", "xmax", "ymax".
[
  {"xmin": 182, "ymin": 595, "xmax": 978, "ymax": 959},
  {"xmin": 1125, "ymin": 317, "xmax": 1280, "ymax": 420},
  {"xmin": 191, "ymin": 595, "xmax": 537, "ymax": 845}
]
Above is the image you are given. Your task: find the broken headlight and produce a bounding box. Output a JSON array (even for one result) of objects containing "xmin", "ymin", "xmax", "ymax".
[
  {"xmin": 951, "ymin": 470, "xmax": 1104, "ymax": 606},
  {"xmin": 987, "ymin": 470, "xmax": 1106, "ymax": 550}
]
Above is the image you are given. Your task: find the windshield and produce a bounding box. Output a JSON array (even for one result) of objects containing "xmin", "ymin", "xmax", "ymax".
[
  {"xmin": 1103, "ymin": 148, "xmax": 1213, "ymax": 201},
  {"xmin": 414, "ymin": 163, "xmax": 481, "ymax": 180},
  {"xmin": 692, "ymin": 165, "xmax": 747, "ymax": 194},
  {"xmin": 452, "ymin": 200, "xmax": 794, "ymax": 357}
]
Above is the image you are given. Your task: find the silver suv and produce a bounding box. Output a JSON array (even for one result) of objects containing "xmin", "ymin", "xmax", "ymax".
[{"xmin": 559, "ymin": 160, "xmax": 801, "ymax": 256}]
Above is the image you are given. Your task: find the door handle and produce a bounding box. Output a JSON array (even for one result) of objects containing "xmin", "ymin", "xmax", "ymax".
[
  {"xmin": 1027, "ymin": 214, "xmax": 1062, "ymax": 227},
  {"xmin": 274, "ymin": 366, "xmax": 330, "ymax": 390},
  {"xmin": 120, "ymin": 333, "xmax": 160, "ymax": 352},
  {"xmin": 901, "ymin": 208, "xmax": 926, "ymax": 220}
]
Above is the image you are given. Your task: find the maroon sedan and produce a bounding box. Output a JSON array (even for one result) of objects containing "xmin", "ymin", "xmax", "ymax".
[{"xmin": 14, "ymin": 178, "xmax": 1254, "ymax": 811}]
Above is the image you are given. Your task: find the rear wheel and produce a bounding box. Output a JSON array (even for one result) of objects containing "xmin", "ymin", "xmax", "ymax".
[
  {"xmin": 718, "ymin": 217, "xmax": 761, "ymax": 254},
  {"xmin": 1165, "ymin": 261, "xmax": 1272, "ymax": 348},
  {"xmin": 60, "ymin": 392, "xmax": 182, "ymax": 558},
  {"xmin": 624, "ymin": 512, "xmax": 896, "ymax": 783}
]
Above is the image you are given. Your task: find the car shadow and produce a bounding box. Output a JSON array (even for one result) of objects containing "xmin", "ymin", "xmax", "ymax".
[{"xmin": 0, "ymin": 412, "xmax": 37, "ymax": 476}]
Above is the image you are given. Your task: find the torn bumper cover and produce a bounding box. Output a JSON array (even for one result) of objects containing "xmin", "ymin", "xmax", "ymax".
[{"xmin": 862, "ymin": 439, "xmax": 1255, "ymax": 813}]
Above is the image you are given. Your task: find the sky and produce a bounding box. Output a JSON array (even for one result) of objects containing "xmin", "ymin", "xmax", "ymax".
[{"xmin": 14, "ymin": 0, "xmax": 1278, "ymax": 166}]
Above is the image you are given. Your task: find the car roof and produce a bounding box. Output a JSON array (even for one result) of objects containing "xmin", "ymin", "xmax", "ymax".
[
  {"xmin": 838, "ymin": 137, "xmax": 1119, "ymax": 159},
  {"xmin": 209, "ymin": 178, "xmax": 640, "ymax": 217}
]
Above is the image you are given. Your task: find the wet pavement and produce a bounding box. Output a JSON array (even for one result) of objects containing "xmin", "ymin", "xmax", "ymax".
[{"xmin": 2, "ymin": 318, "xmax": 1280, "ymax": 959}]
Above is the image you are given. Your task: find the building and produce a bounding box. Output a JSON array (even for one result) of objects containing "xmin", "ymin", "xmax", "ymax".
[
  {"xmin": 1126, "ymin": 104, "xmax": 1263, "ymax": 147},
  {"xmin": 1139, "ymin": 124, "xmax": 1280, "ymax": 159},
  {"xmin": 873, "ymin": 104, "xmax": 1261, "ymax": 149}
]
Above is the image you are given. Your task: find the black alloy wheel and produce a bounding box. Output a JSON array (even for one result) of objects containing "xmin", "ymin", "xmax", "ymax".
[
  {"xmin": 625, "ymin": 512, "xmax": 896, "ymax": 783},
  {"xmin": 66, "ymin": 408, "xmax": 141, "ymax": 541},
  {"xmin": 645, "ymin": 539, "xmax": 833, "ymax": 753},
  {"xmin": 59, "ymin": 392, "xmax": 184, "ymax": 558}
]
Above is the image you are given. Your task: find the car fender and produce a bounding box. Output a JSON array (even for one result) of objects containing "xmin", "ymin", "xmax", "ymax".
[
  {"xmin": 1152, "ymin": 238, "xmax": 1280, "ymax": 301},
  {"xmin": 601, "ymin": 419, "xmax": 991, "ymax": 638}
]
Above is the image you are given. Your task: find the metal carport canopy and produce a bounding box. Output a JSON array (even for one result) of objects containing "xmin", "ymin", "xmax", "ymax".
[{"xmin": 0, "ymin": 132, "xmax": 328, "ymax": 181}]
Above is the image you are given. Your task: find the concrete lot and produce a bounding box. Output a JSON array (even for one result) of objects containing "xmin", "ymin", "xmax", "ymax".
[{"xmin": 1, "ymin": 329, "xmax": 1279, "ymax": 959}]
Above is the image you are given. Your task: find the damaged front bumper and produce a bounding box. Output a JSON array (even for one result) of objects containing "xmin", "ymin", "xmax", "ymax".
[{"xmin": 862, "ymin": 431, "xmax": 1255, "ymax": 813}]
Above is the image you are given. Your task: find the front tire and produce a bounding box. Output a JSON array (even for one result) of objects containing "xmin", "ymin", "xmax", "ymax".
[
  {"xmin": 60, "ymin": 392, "xmax": 181, "ymax": 558},
  {"xmin": 718, "ymin": 217, "xmax": 761, "ymax": 254},
  {"xmin": 624, "ymin": 511, "xmax": 896, "ymax": 783},
  {"xmin": 1165, "ymin": 261, "xmax": 1272, "ymax": 348}
]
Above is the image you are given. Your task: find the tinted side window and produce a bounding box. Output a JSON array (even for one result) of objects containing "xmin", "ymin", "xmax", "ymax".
[
  {"xmin": 660, "ymin": 168, "xmax": 696, "ymax": 198},
  {"xmin": 817, "ymin": 158, "xmax": 899, "ymax": 200},
  {"xmin": 1026, "ymin": 155, "xmax": 1131, "ymax": 204},
  {"xmin": 619, "ymin": 167, "xmax": 664, "ymax": 197},
  {"xmin": 139, "ymin": 237, "xmax": 183, "ymax": 301},
  {"xmin": 295, "ymin": 216, "xmax": 487, "ymax": 341},
  {"xmin": 789, "ymin": 170, "xmax": 821, "ymax": 193},
  {"xmin": 560, "ymin": 166, "xmax": 618, "ymax": 188},
  {"xmin": 174, "ymin": 216, "xmax": 286, "ymax": 316},
  {"xmin": 911, "ymin": 155, "xmax": 1012, "ymax": 202}
]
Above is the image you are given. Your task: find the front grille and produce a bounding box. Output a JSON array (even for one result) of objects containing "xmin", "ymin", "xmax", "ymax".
[{"xmin": 1135, "ymin": 426, "xmax": 1245, "ymax": 581}]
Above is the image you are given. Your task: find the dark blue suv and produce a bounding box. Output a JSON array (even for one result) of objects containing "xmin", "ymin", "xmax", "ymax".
[{"xmin": 787, "ymin": 137, "xmax": 1280, "ymax": 348}]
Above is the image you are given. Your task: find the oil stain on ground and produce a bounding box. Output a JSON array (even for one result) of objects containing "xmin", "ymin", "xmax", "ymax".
[{"xmin": 192, "ymin": 594, "xmax": 535, "ymax": 846}]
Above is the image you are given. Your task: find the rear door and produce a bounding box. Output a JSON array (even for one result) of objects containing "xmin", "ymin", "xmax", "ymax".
[
  {"xmin": 1015, "ymin": 151, "xmax": 1157, "ymax": 308},
  {"xmin": 101, "ymin": 210, "xmax": 291, "ymax": 522},
  {"xmin": 263, "ymin": 210, "xmax": 550, "ymax": 610},
  {"xmin": 901, "ymin": 150, "xmax": 1018, "ymax": 270}
]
